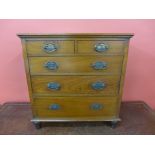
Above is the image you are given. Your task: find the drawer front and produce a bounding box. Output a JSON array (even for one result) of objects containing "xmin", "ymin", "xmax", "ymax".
[
  {"xmin": 77, "ymin": 40, "xmax": 125, "ymax": 54},
  {"xmin": 26, "ymin": 40, "xmax": 74, "ymax": 56},
  {"xmin": 29, "ymin": 56, "xmax": 123, "ymax": 75},
  {"xmin": 31, "ymin": 75, "xmax": 120, "ymax": 95},
  {"xmin": 33, "ymin": 97, "xmax": 118, "ymax": 117}
]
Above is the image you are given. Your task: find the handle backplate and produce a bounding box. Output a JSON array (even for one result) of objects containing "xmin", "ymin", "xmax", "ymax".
[
  {"xmin": 91, "ymin": 61, "xmax": 107, "ymax": 70},
  {"xmin": 90, "ymin": 103, "xmax": 103, "ymax": 110},
  {"xmin": 44, "ymin": 61, "xmax": 58, "ymax": 70},
  {"xmin": 95, "ymin": 43, "xmax": 108, "ymax": 52},
  {"xmin": 49, "ymin": 104, "xmax": 60, "ymax": 110},
  {"xmin": 47, "ymin": 82, "xmax": 61, "ymax": 90},
  {"xmin": 43, "ymin": 43, "xmax": 57, "ymax": 53},
  {"xmin": 91, "ymin": 81, "xmax": 106, "ymax": 90}
]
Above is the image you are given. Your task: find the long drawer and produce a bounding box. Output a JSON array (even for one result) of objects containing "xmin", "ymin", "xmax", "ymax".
[
  {"xmin": 33, "ymin": 97, "xmax": 118, "ymax": 118},
  {"xmin": 29, "ymin": 56, "xmax": 123, "ymax": 75},
  {"xmin": 31, "ymin": 75, "xmax": 120, "ymax": 95},
  {"xmin": 26, "ymin": 40, "xmax": 75, "ymax": 56}
]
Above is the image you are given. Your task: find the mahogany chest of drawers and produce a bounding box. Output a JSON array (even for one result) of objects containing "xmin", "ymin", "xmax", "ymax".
[{"xmin": 18, "ymin": 33, "xmax": 133, "ymax": 128}]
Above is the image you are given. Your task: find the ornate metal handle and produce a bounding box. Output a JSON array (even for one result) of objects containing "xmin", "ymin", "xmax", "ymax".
[
  {"xmin": 90, "ymin": 103, "xmax": 103, "ymax": 110},
  {"xmin": 91, "ymin": 81, "xmax": 106, "ymax": 90},
  {"xmin": 43, "ymin": 43, "xmax": 57, "ymax": 53},
  {"xmin": 49, "ymin": 104, "xmax": 60, "ymax": 110},
  {"xmin": 95, "ymin": 43, "xmax": 108, "ymax": 52},
  {"xmin": 44, "ymin": 61, "xmax": 58, "ymax": 70},
  {"xmin": 47, "ymin": 82, "xmax": 61, "ymax": 90},
  {"xmin": 91, "ymin": 61, "xmax": 107, "ymax": 70}
]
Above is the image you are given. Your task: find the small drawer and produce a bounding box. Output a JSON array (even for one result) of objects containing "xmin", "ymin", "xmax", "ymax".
[
  {"xmin": 31, "ymin": 75, "xmax": 120, "ymax": 95},
  {"xmin": 29, "ymin": 56, "xmax": 123, "ymax": 75},
  {"xmin": 33, "ymin": 97, "xmax": 118, "ymax": 118},
  {"xmin": 26, "ymin": 40, "xmax": 74, "ymax": 56},
  {"xmin": 77, "ymin": 40, "xmax": 125, "ymax": 55}
]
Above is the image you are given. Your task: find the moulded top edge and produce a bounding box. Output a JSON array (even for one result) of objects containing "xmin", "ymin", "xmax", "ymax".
[{"xmin": 17, "ymin": 33, "xmax": 134, "ymax": 38}]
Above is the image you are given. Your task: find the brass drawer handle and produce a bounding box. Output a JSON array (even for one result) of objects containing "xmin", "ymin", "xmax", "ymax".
[
  {"xmin": 44, "ymin": 61, "xmax": 58, "ymax": 70},
  {"xmin": 49, "ymin": 104, "xmax": 60, "ymax": 110},
  {"xmin": 47, "ymin": 82, "xmax": 61, "ymax": 90},
  {"xmin": 90, "ymin": 103, "xmax": 103, "ymax": 110},
  {"xmin": 95, "ymin": 43, "xmax": 108, "ymax": 52},
  {"xmin": 43, "ymin": 43, "xmax": 57, "ymax": 53},
  {"xmin": 91, "ymin": 61, "xmax": 107, "ymax": 70},
  {"xmin": 91, "ymin": 81, "xmax": 106, "ymax": 90}
]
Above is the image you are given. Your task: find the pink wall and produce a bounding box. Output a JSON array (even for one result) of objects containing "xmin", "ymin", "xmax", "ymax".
[{"xmin": 0, "ymin": 19, "xmax": 155, "ymax": 109}]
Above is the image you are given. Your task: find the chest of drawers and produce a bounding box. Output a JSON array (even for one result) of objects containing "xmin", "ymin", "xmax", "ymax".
[{"xmin": 18, "ymin": 33, "xmax": 133, "ymax": 129}]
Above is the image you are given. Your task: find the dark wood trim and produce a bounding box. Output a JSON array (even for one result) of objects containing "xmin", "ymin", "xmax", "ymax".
[
  {"xmin": 17, "ymin": 33, "xmax": 134, "ymax": 39},
  {"xmin": 31, "ymin": 117, "xmax": 121, "ymax": 122}
]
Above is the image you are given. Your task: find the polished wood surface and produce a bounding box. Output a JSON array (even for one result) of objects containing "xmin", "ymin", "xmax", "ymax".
[
  {"xmin": 31, "ymin": 75, "xmax": 120, "ymax": 95},
  {"xmin": 26, "ymin": 40, "xmax": 74, "ymax": 56},
  {"xmin": 77, "ymin": 40, "xmax": 125, "ymax": 54},
  {"xmin": 18, "ymin": 33, "xmax": 133, "ymax": 124},
  {"xmin": 20, "ymin": 39, "xmax": 36, "ymax": 115},
  {"xmin": 33, "ymin": 97, "xmax": 118, "ymax": 118},
  {"xmin": 117, "ymin": 40, "xmax": 130, "ymax": 116},
  {"xmin": 17, "ymin": 33, "xmax": 134, "ymax": 38},
  {"xmin": 29, "ymin": 56, "xmax": 123, "ymax": 75}
]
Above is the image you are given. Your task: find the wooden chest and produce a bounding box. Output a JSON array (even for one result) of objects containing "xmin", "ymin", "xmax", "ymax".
[{"xmin": 18, "ymin": 33, "xmax": 133, "ymax": 128}]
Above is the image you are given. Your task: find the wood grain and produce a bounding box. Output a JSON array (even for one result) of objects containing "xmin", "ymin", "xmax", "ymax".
[
  {"xmin": 29, "ymin": 56, "xmax": 123, "ymax": 75},
  {"xmin": 17, "ymin": 33, "xmax": 134, "ymax": 38},
  {"xmin": 77, "ymin": 40, "xmax": 125, "ymax": 54},
  {"xmin": 17, "ymin": 33, "xmax": 133, "ymax": 123},
  {"xmin": 20, "ymin": 39, "xmax": 37, "ymax": 116},
  {"xmin": 116, "ymin": 40, "xmax": 130, "ymax": 117},
  {"xmin": 26, "ymin": 40, "xmax": 74, "ymax": 56},
  {"xmin": 33, "ymin": 96, "xmax": 119, "ymax": 118},
  {"xmin": 31, "ymin": 75, "xmax": 120, "ymax": 95}
]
